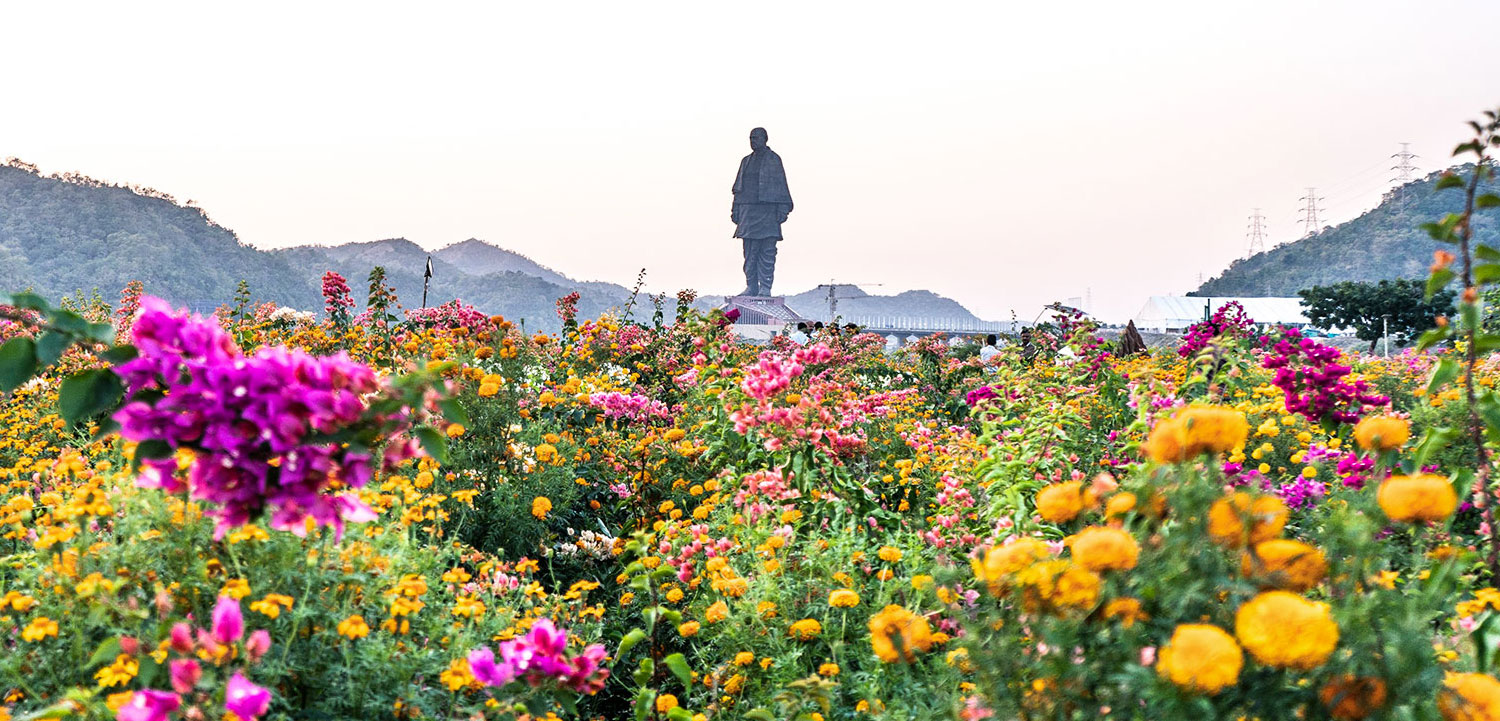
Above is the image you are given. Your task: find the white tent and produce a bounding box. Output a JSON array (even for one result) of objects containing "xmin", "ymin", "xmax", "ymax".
[{"xmin": 1131, "ymin": 296, "xmax": 1309, "ymax": 333}]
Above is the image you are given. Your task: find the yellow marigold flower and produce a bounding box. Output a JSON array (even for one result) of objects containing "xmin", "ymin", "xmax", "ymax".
[
  {"xmin": 868, "ymin": 604, "xmax": 933, "ymax": 663},
  {"xmin": 477, "ymin": 382, "xmax": 500, "ymax": 397},
  {"xmin": 1320, "ymin": 675, "xmax": 1388, "ymax": 721},
  {"xmin": 1354, "ymin": 415, "xmax": 1410, "ymax": 452},
  {"xmin": 733, "ymin": 652, "xmax": 754, "ymax": 666},
  {"xmin": 1068, "ymin": 526, "xmax": 1139, "ymax": 572},
  {"xmin": 678, "ymin": 621, "xmax": 700, "ymax": 637},
  {"xmin": 973, "ymin": 538, "xmax": 1051, "ymax": 595},
  {"xmin": 1145, "ymin": 405, "xmax": 1249, "ymax": 462},
  {"xmin": 94, "ymin": 654, "xmax": 139, "ymax": 688},
  {"xmin": 531, "ymin": 496, "xmax": 552, "ymax": 519},
  {"xmin": 534, "ymin": 444, "xmax": 558, "ymax": 463},
  {"xmin": 1157, "ymin": 624, "xmax": 1243, "ymax": 695},
  {"xmin": 818, "ymin": 663, "xmax": 840, "ymax": 677},
  {"xmin": 338, "ymin": 614, "xmax": 371, "ymax": 639},
  {"xmin": 877, "ymin": 546, "xmax": 903, "ymax": 563},
  {"xmin": 221, "ymin": 578, "xmax": 251, "ymax": 600},
  {"xmin": 445, "ymin": 423, "xmax": 466, "ymax": 439},
  {"xmin": 440, "ymin": 657, "xmax": 477, "ymax": 692},
  {"xmin": 788, "ymin": 618, "xmax": 822, "ymax": 641},
  {"xmin": 1035, "ymin": 481, "xmax": 1084, "ymax": 524},
  {"xmin": 1016, "ymin": 560, "xmax": 1100, "ymax": 613},
  {"xmin": 705, "ymin": 601, "xmax": 729, "ymax": 624},
  {"xmin": 1439, "ymin": 672, "xmax": 1500, "ymax": 721},
  {"xmin": 1102, "ymin": 597, "xmax": 1149, "ymax": 628},
  {"xmin": 21, "ymin": 616, "xmax": 58, "ymax": 642},
  {"xmin": 756, "ymin": 601, "xmax": 777, "ymax": 618},
  {"xmin": 656, "ymin": 694, "xmax": 679, "ymax": 713},
  {"xmin": 1243, "ymin": 540, "xmax": 1327, "ymax": 592},
  {"xmin": 1104, "ymin": 492, "xmax": 1136, "ymax": 520},
  {"xmin": 829, "ymin": 589, "xmax": 861, "ymax": 608},
  {"xmin": 1235, "ymin": 591, "xmax": 1339, "ymax": 670},
  {"xmin": 665, "ymin": 588, "xmax": 684, "ymax": 604},
  {"xmin": 715, "ymin": 576, "xmax": 749, "ymax": 597},
  {"xmin": 911, "ymin": 574, "xmax": 934, "ymax": 590},
  {"xmin": 1378, "ymin": 474, "xmax": 1458, "ymax": 523},
  {"xmin": 1207, "ymin": 492, "xmax": 1288, "ymax": 548}
]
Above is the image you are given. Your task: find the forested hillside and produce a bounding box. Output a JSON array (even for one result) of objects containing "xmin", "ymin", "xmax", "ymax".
[{"xmin": 1195, "ymin": 167, "xmax": 1499, "ymax": 296}]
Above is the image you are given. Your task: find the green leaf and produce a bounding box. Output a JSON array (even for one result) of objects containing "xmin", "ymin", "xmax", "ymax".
[
  {"xmin": 1416, "ymin": 326, "xmax": 1452, "ymax": 351},
  {"xmin": 617, "ymin": 628, "xmax": 647, "ymax": 657},
  {"xmin": 1477, "ymin": 245, "xmax": 1500, "ymax": 262},
  {"xmin": 1412, "ymin": 427, "xmax": 1460, "ymax": 472},
  {"xmin": 413, "ymin": 426, "xmax": 449, "ymax": 464},
  {"xmin": 85, "ymin": 321, "xmax": 116, "ymax": 343},
  {"xmin": 1480, "ymin": 264, "xmax": 1500, "ymax": 286},
  {"xmin": 15, "ymin": 702, "xmax": 79, "ymax": 720},
  {"xmin": 86, "ymin": 637, "xmax": 122, "ymax": 667},
  {"xmin": 667, "ymin": 709, "xmax": 693, "ymax": 721},
  {"xmin": 1427, "ymin": 268, "xmax": 1455, "ymax": 299},
  {"xmin": 633, "ymin": 657, "xmax": 655, "ymax": 685},
  {"xmin": 0, "ymin": 337, "xmax": 38, "ymax": 392},
  {"xmin": 438, "ymin": 396, "xmax": 470, "ymax": 425},
  {"xmin": 8, "ymin": 292, "xmax": 49, "ymax": 312},
  {"xmin": 663, "ymin": 652, "xmax": 692, "ymax": 687},
  {"xmin": 1477, "ymin": 612, "xmax": 1500, "ymax": 674},
  {"xmin": 99, "ymin": 345, "xmax": 139, "ymax": 365},
  {"xmin": 743, "ymin": 711, "xmax": 776, "ymax": 721},
  {"xmin": 1478, "ymin": 193, "xmax": 1500, "ymax": 209},
  {"xmin": 34, "ymin": 331, "xmax": 70, "ymax": 367},
  {"xmin": 1428, "ymin": 358, "xmax": 1461, "ymax": 394},
  {"xmin": 57, "ymin": 368, "xmax": 123, "ymax": 426},
  {"xmin": 1437, "ymin": 173, "xmax": 1466, "ymax": 190}
]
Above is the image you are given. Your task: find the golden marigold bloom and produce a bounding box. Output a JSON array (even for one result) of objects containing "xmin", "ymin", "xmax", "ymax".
[
  {"xmin": 1035, "ymin": 481, "xmax": 1084, "ymax": 524},
  {"xmin": 1235, "ymin": 591, "xmax": 1339, "ymax": 670},
  {"xmin": 445, "ymin": 423, "xmax": 465, "ymax": 439},
  {"xmin": 531, "ymin": 496, "xmax": 552, "ymax": 519},
  {"xmin": 656, "ymin": 694, "xmax": 679, "ymax": 713},
  {"xmin": 1102, "ymin": 597, "xmax": 1149, "ymax": 628},
  {"xmin": 677, "ymin": 621, "xmax": 700, "ymax": 637},
  {"xmin": 1105, "ymin": 492, "xmax": 1137, "ymax": 520},
  {"xmin": 1016, "ymin": 560, "xmax": 1101, "ymax": 614},
  {"xmin": 1068, "ymin": 526, "xmax": 1140, "ymax": 572},
  {"xmin": 867, "ymin": 605, "xmax": 933, "ymax": 663},
  {"xmin": 788, "ymin": 618, "xmax": 822, "ymax": 641},
  {"xmin": 21, "ymin": 616, "xmax": 58, "ymax": 642},
  {"xmin": 534, "ymin": 444, "xmax": 558, "ymax": 463},
  {"xmin": 733, "ymin": 652, "xmax": 754, "ymax": 666},
  {"xmin": 1378, "ymin": 474, "xmax": 1458, "ymax": 523},
  {"xmin": 338, "ymin": 614, "xmax": 371, "ymax": 639},
  {"xmin": 877, "ymin": 546, "xmax": 903, "ymax": 563},
  {"xmin": 1143, "ymin": 417, "xmax": 1189, "ymax": 463},
  {"xmin": 1439, "ymin": 672, "xmax": 1500, "ymax": 721},
  {"xmin": 440, "ymin": 657, "xmax": 477, "ymax": 692},
  {"xmin": 1320, "ymin": 675, "xmax": 1388, "ymax": 721},
  {"xmin": 974, "ymin": 538, "xmax": 1052, "ymax": 595},
  {"xmin": 1207, "ymin": 492, "xmax": 1288, "ymax": 548},
  {"xmin": 705, "ymin": 600, "xmax": 729, "ymax": 623},
  {"xmin": 1354, "ymin": 416, "xmax": 1409, "ymax": 452},
  {"xmin": 1243, "ymin": 539, "xmax": 1327, "ymax": 592},
  {"xmin": 1145, "ymin": 405, "xmax": 1249, "ymax": 463},
  {"xmin": 819, "ymin": 662, "xmax": 840, "ymax": 676},
  {"xmin": 829, "ymin": 589, "xmax": 861, "ymax": 608},
  {"xmin": 1158, "ymin": 624, "xmax": 1242, "ymax": 694}
]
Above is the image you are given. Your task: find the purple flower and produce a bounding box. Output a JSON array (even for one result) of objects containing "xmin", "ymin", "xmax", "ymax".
[
  {"xmin": 169, "ymin": 658, "xmax": 201, "ymax": 694},
  {"xmin": 117, "ymin": 689, "xmax": 181, "ymax": 721},
  {"xmin": 467, "ymin": 646, "xmax": 517, "ymax": 687},
  {"xmin": 224, "ymin": 672, "xmax": 272, "ymax": 720},
  {"xmin": 211, "ymin": 595, "xmax": 243, "ymax": 644}
]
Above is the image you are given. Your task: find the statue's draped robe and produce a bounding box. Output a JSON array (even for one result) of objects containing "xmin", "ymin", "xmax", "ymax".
[{"xmin": 732, "ymin": 147, "xmax": 792, "ymax": 295}]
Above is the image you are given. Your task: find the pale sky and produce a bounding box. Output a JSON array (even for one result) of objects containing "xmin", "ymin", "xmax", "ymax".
[{"xmin": 4, "ymin": 0, "xmax": 1498, "ymax": 322}]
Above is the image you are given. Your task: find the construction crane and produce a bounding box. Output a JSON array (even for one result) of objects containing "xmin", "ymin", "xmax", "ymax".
[{"xmin": 814, "ymin": 281, "xmax": 884, "ymax": 323}]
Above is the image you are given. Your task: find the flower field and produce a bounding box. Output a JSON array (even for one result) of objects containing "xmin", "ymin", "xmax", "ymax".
[{"xmin": 2, "ymin": 128, "xmax": 1500, "ymax": 721}]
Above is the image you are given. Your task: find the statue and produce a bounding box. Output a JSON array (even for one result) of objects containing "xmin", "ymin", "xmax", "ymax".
[{"xmin": 731, "ymin": 127, "xmax": 793, "ymax": 296}]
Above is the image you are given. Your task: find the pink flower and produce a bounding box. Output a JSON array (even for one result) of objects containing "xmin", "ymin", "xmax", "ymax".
[
  {"xmin": 169, "ymin": 623, "xmax": 194, "ymax": 654},
  {"xmin": 212, "ymin": 595, "xmax": 244, "ymax": 644},
  {"xmin": 467, "ymin": 646, "xmax": 516, "ymax": 687},
  {"xmin": 170, "ymin": 659, "xmax": 201, "ymax": 694},
  {"xmin": 224, "ymin": 672, "xmax": 272, "ymax": 720},
  {"xmin": 1139, "ymin": 646, "xmax": 1157, "ymax": 666},
  {"xmin": 117, "ymin": 689, "xmax": 181, "ymax": 721},
  {"xmin": 245, "ymin": 629, "xmax": 272, "ymax": 662}
]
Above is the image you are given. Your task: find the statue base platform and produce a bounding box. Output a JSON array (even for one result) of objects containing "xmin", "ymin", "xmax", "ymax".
[{"xmin": 723, "ymin": 295, "xmax": 810, "ymax": 326}]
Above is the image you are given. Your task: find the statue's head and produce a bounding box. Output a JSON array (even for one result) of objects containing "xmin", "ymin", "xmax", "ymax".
[{"xmin": 749, "ymin": 127, "xmax": 768, "ymax": 152}]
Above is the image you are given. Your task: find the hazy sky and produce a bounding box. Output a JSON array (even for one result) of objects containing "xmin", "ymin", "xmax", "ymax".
[{"xmin": 5, "ymin": 0, "xmax": 1499, "ymax": 322}]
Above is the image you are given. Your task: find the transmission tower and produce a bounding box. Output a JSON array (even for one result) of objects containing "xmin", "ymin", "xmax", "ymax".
[
  {"xmin": 1298, "ymin": 187, "xmax": 1325, "ymax": 237},
  {"xmin": 1246, "ymin": 208, "xmax": 1268, "ymax": 256},
  {"xmin": 1391, "ymin": 142, "xmax": 1419, "ymax": 185}
]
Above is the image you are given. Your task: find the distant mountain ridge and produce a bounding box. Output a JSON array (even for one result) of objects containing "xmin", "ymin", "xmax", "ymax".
[
  {"xmin": 1195, "ymin": 167, "xmax": 1500, "ymax": 296},
  {"xmin": 0, "ymin": 158, "xmax": 992, "ymax": 329}
]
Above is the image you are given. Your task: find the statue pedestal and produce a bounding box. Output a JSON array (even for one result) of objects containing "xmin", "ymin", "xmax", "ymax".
[{"xmin": 724, "ymin": 295, "xmax": 810, "ymax": 326}]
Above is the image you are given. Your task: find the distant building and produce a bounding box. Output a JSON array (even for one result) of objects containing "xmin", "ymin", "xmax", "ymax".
[{"xmin": 1131, "ymin": 296, "xmax": 1309, "ymax": 333}]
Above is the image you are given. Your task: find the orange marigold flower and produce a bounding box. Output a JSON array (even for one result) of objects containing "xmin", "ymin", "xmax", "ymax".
[
  {"xmin": 705, "ymin": 600, "xmax": 729, "ymax": 624},
  {"xmin": 1439, "ymin": 672, "xmax": 1500, "ymax": 721},
  {"xmin": 1320, "ymin": 675, "xmax": 1388, "ymax": 721},
  {"xmin": 1102, "ymin": 598, "xmax": 1148, "ymax": 628},
  {"xmin": 678, "ymin": 621, "xmax": 700, "ymax": 637},
  {"xmin": 973, "ymin": 538, "xmax": 1052, "ymax": 595},
  {"xmin": 531, "ymin": 496, "xmax": 552, "ymax": 519},
  {"xmin": 788, "ymin": 618, "xmax": 822, "ymax": 641},
  {"xmin": 1145, "ymin": 405, "xmax": 1249, "ymax": 462},
  {"xmin": 1354, "ymin": 416, "xmax": 1410, "ymax": 452},
  {"xmin": 1235, "ymin": 591, "xmax": 1339, "ymax": 670},
  {"xmin": 867, "ymin": 605, "xmax": 933, "ymax": 663},
  {"xmin": 1035, "ymin": 482, "xmax": 1084, "ymax": 524},
  {"xmin": 1068, "ymin": 526, "xmax": 1139, "ymax": 572},
  {"xmin": 1378, "ymin": 474, "xmax": 1458, "ymax": 523},
  {"xmin": 1243, "ymin": 539, "xmax": 1327, "ymax": 592},
  {"xmin": 1207, "ymin": 492, "xmax": 1288, "ymax": 548},
  {"xmin": 1157, "ymin": 624, "xmax": 1243, "ymax": 695},
  {"xmin": 829, "ymin": 589, "xmax": 861, "ymax": 608}
]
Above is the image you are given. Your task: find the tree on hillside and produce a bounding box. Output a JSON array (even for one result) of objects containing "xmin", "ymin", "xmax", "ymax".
[{"xmin": 1298, "ymin": 279, "xmax": 1455, "ymax": 352}]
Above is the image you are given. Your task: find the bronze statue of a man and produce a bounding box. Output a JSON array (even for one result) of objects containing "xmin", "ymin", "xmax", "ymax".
[{"xmin": 731, "ymin": 127, "xmax": 792, "ymax": 296}]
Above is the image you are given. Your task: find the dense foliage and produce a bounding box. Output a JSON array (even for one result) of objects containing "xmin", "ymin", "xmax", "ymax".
[{"xmin": 1299, "ymin": 279, "xmax": 1456, "ymax": 351}]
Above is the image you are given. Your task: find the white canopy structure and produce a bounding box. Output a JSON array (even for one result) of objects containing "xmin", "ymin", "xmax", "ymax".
[{"xmin": 1131, "ymin": 296, "xmax": 1310, "ymax": 333}]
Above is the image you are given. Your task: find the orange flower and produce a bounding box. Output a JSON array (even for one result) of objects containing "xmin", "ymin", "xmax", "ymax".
[
  {"xmin": 1353, "ymin": 416, "xmax": 1409, "ymax": 452},
  {"xmin": 1035, "ymin": 482, "xmax": 1084, "ymax": 524},
  {"xmin": 1068, "ymin": 527, "xmax": 1139, "ymax": 572},
  {"xmin": 1378, "ymin": 475, "xmax": 1457, "ymax": 523},
  {"xmin": 1207, "ymin": 492, "xmax": 1287, "ymax": 548}
]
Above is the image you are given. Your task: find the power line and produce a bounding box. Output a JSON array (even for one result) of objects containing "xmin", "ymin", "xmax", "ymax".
[
  {"xmin": 1391, "ymin": 142, "xmax": 1419, "ymax": 185},
  {"xmin": 1297, "ymin": 187, "xmax": 1325, "ymax": 237},
  {"xmin": 1246, "ymin": 208, "xmax": 1268, "ymax": 256}
]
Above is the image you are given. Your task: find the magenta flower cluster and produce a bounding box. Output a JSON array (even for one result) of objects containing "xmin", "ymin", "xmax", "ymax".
[
  {"xmin": 587, "ymin": 391, "xmax": 671, "ymax": 422},
  {"xmin": 118, "ymin": 596, "xmax": 273, "ymax": 721},
  {"xmin": 1260, "ymin": 327, "xmax": 1389, "ymax": 425},
  {"xmin": 114, "ymin": 296, "xmax": 420, "ymax": 537},
  {"xmin": 404, "ymin": 299, "xmax": 489, "ymax": 332},
  {"xmin": 1177, "ymin": 301, "xmax": 1255, "ymax": 358},
  {"xmin": 321, "ymin": 271, "xmax": 354, "ymax": 324},
  {"xmin": 466, "ymin": 618, "xmax": 610, "ymax": 694}
]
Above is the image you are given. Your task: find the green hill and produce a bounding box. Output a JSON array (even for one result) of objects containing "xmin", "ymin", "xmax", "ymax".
[
  {"xmin": 0, "ymin": 159, "xmax": 628, "ymax": 330},
  {"xmin": 1195, "ymin": 167, "xmax": 1500, "ymax": 296}
]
